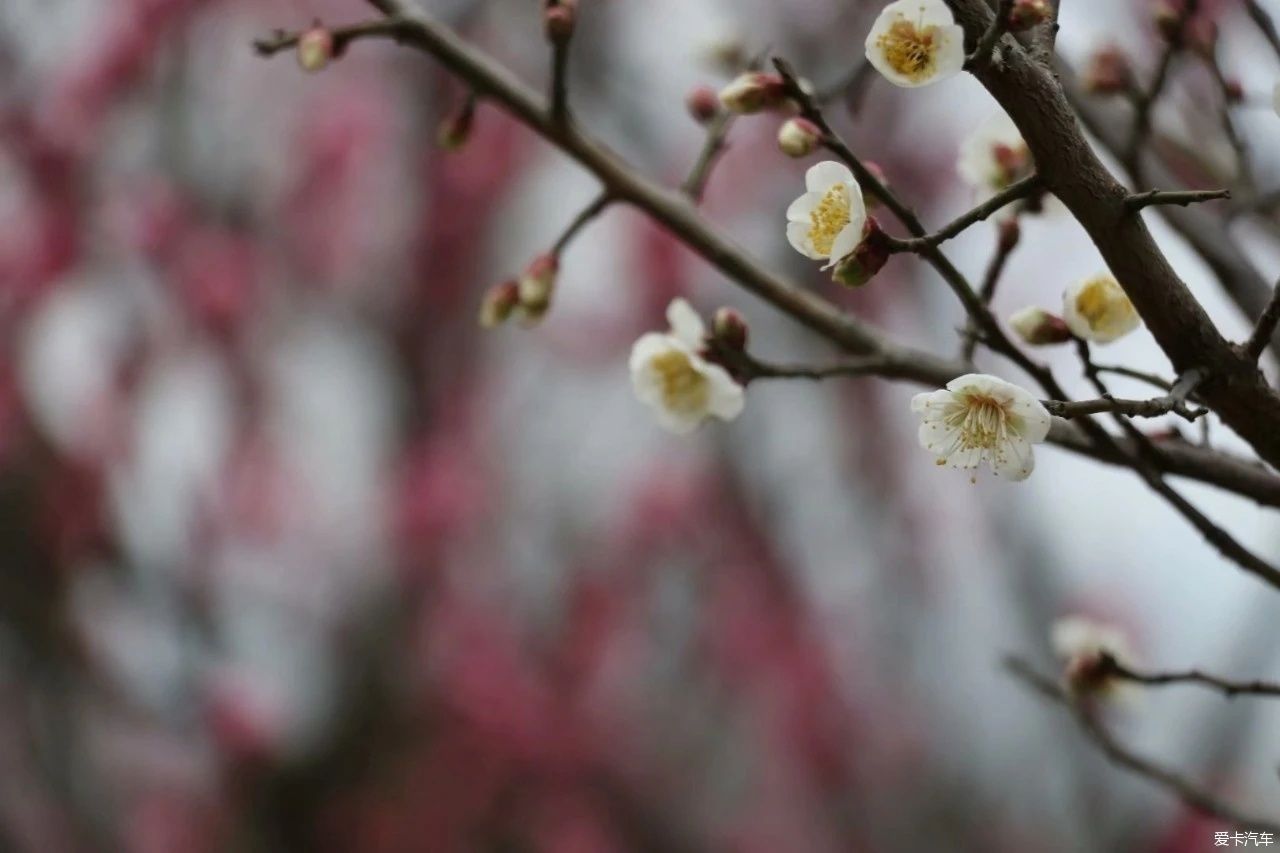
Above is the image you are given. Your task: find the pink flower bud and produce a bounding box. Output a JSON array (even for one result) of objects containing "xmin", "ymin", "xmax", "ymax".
[
  {"xmin": 478, "ymin": 280, "xmax": 520, "ymax": 329},
  {"xmin": 1223, "ymin": 77, "xmax": 1244, "ymax": 104},
  {"xmin": 1008, "ymin": 307, "xmax": 1071, "ymax": 345},
  {"xmin": 712, "ymin": 307, "xmax": 749, "ymax": 351},
  {"xmin": 1082, "ymin": 46, "xmax": 1133, "ymax": 96},
  {"xmin": 685, "ymin": 85, "xmax": 721, "ymax": 125},
  {"xmin": 544, "ymin": 1, "xmax": 576, "ymax": 43},
  {"xmin": 777, "ymin": 118, "xmax": 822, "ymax": 158},
  {"xmin": 997, "ymin": 218, "xmax": 1021, "ymax": 253},
  {"xmin": 517, "ymin": 253, "xmax": 559, "ymax": 323},
  {"xmin": 831, "ymin": 218, "xmax": 890, "ymax": 288},
  {"xmin": 437, "ymin": 97, "xmax": 476, "ymax": 151},
  {"xmin": 718, "ymin": 72, "xmax": 788, "ymax": 115},
  {"xmin": 1184, "ymin": 17, "xmax": 1218, "ymax": 57},
  {"xmin": 1006, "ymin": 0, "xmax": 1051, "ymax": 31},
  {"xmin": 296, "ymin": 26, "xmax": 334, "ymax": 74}
]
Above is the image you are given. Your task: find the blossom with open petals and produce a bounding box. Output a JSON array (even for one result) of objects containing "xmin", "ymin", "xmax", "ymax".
[
  {"xmin": 1062, "ymin": 274, "xmax": 1141, "ymax": 343},
  {"xmin": 630, "ymin": 299, "xmax": 744, "ymax": 434},
  {"xmin": 1051, "ymin": 615, "xmax": 1136, "ymax": 697},
  {"xmin": 785, "ymin": 161, "xmax": 867, "ymax": 268},
  {"xmin": 957, "ymin": 114, "xmax": 1033, "ymax": 201},
  {"xmin": 865, "ymin": 0, "xmax": 966, "ymax": 89},
  {"xmin": 911, "ymin": 373, "xmax": 1051, "ymax": 481}
]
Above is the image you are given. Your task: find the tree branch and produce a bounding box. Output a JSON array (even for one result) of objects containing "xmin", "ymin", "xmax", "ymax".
[
  {"xmin": 251, "ymin": 5, "xmax": 1280, "ymax": 510},
  {"xmin": 886, "ymin": 175, "xmax": 1043, "ymax": 253},
  {"xmin": 1099, "ymin": 655, "xmax": 1280, "ymax": 699},
  {"xmin": 1124, "ymin": 188, "xmax": 1231, "ymax": 211},
  {"xmin": 1244, "ymin": 279, "xmax": 1280, "ymax": 363},
  {"xmin": 950, "ymin": 0, "xmax": 1280, "ymax": 471},
  {"xmin": 550, "ymin": 192, "xmax": 612, "ymax": 256},
  {"xmin": 1004, "ymin": 657, "xmax": 1280, "ymax": 833}
]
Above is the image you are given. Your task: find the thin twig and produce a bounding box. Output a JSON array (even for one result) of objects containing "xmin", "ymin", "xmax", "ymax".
[
  {"xmin": 681, "ymin": 111, "xmax": 735, "ymax": 202},
  {"xmin": 1245, "ymin": 0, "xmax": 1280, "ymax": 62},
  {"xmin": 1004, "ymin": 657, "xmax": 1280, "ymax": 833},
  {"xmin": 550, "ymin": 192, "xmax": 612, "ymax": 256},
  {"xmin": 1100, "ymin": 655, "xmax": 1280, "ymax": 699},
  {"xmin": 253, "ymin": 18, "xmax": 413, "ymax": 55},
  {"xmin": 719, "ymin": 352, "xmax": 896, "ymax": 384},
  {"xmin": 1092, "ymin": 364, "xmax": 1177, "ymax": 393},
  {"xmin": 1074, "ymin": 339, "xmax": 1280, "ymax": 591},
  {"xmin": 887, "ymin": 175, "xmax": 1043, "ymax": 252},
  {"xmin": 1043, "ymin": 371, "xmax": 1207, "ymax": 421},
  {"xmin": 961, "ymin": 224, "xmax": 1020, "ymax": 362},
  {"xmin": 1124, "ymin": 188, "xmax": 1230, "ymax": 211},
  {"xmin": 1244, "ymin": 278, "xmax": 1280, "ymax": 363}
]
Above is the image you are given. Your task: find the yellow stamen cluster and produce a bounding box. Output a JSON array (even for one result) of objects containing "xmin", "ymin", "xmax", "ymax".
[
  {"xmin": 651, "ymin": 349, "xmax": 710, "ymax": 415},
  {"xmin": 808, "ymin": 185, "xmax": 851, "ymax": 256},
  {"xmin": 877, "ymin": 19, "xmax": 939, "ymax": 81},
  {"xmin": 945, "ymin": 394, "xmax": 1010, "ymax": 451}
]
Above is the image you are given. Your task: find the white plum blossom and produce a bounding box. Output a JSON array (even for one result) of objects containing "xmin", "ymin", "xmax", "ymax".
[
  {"xmin": 911, "ymin": 373, "xmax": 1051, "ymax": 481},
  {"xmin": 1062, "ymin": 274, "xmax": 1141, "ymax": 343},
  {"xmin": 785, "ymin": 161, "xmax": 868, "ymax": 269},
  {"xmin": 865, "ymin": 0, "xmax": 966, "ymax": 89},
  {"xmin": 1051, "ymin": 615, "xmax": 1137, "ymax": 697},
  {"xmin": 957, "ymin": 113, "xmax": 1033, "ymax": 201},
  {"xmin": 630, "ymin": 299, "xmax": 744, "ymax": 434}
]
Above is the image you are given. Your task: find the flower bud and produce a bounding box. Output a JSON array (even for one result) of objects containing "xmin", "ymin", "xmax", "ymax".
[
  {"xmin": 1082, "ymin": 46, "xmax": 1133, "ymax": 96},
  {"xmin": 544, "ymin": 1, "xmax": 576, "ymax": 43},
  {"xmin": 517, "ymin": 253, "xmax": 559, "ymax": 323},
  {"xmin": 296, "ymin": 26, "xmax": 334, "ymax": 74},
  {"xmin": 831, "ymin": 218, "xmax": 890, "ymax": 288},
  {"xmin": 777, "ymin": 118, "xmax": 822, "ymax": 158},
  {"xmin": 1008, "ymin": 307, "xmax": 1071, "ymax": 345},
  {"xmin": 685, "ymin": 85, "xmax": 721, "ymax": 125},
  {"xmin": 997, "ymin": 218, "xmax": 1021, "ymax": 254},
  {"xmin": 1223, "ymin": 77, "xmax": 1244, "ymax": 104},
  {"xmin": 1184, "ymin": 17, "xmax": 1217, "ymax": 58},
  {"xmin": 1153, "ymin": 2, "xmax": 1184, "ymax": 43},
  {"xmin": 718, "ymin": 72, "xmax": 788, "ymax": 114},
  {"xmin": 712, "ymin": 307, "xmax": 749, "ymax": 352},
  {"xmin": 478, "ymin": 280, "xmax": 520, "ymax": 329},
  {"xmin": 1062, "ymin": 273, "xmax": 1141, "ymax": 343},
  {"xmin": 437, "ymin": 96, "xmax": 476, "ymax": 151},
  {"xmin": 1006, "ymin": 0, "xmax": 1051, "ymax": 31}
]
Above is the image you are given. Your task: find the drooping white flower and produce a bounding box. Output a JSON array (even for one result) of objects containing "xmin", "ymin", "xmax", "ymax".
[
  {"xmin": 1051, "ymin": 615, "xmax": 1137, "ymax": 697},
  {"xmin": 910, "ymin": 373, "xmax": 1051, "ymax": 481},
  {"xmin": 864, "ymin": 0, "xmax": 966, "ymax": 89},
  {"xmin": 1062, "ymin": 274, "xmax": 1141, "ymax": 344},
  {"xmin": 957, "ymin": 113, "xmax": 1034, "ymax": 201},
  {"xmin": 630, "ymin": 299, "xmax": 744, "ymax": 434},
  {"xmin": 785, "ymin": 161, "xmax": 868, "ymax": 269}
]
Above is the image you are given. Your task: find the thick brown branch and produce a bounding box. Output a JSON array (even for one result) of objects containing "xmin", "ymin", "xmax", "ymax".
[
  {"xmin": 1124, "ymin": 188, "xmax": 1231, "ymax": 211},
  {"xmin": 965, "ymin": 0, "xmax": 1015, "ymax": 71},
  {"xmin": 1004, "ymin": 657, "xmax": 1280, "ymax": 833},
  {"xmin": 951, "ymin": 0, "xmax": 1280, "ymax": 470}
]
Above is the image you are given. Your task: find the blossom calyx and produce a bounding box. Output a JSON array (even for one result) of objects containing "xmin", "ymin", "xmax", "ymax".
[{"xmin": 831, "ymin": 217, "xmax": 891, "ymax": 288}]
